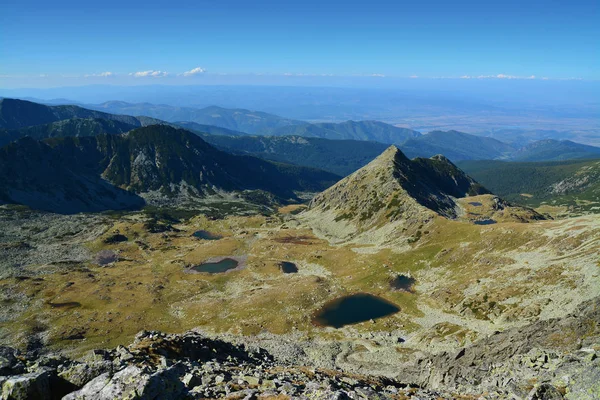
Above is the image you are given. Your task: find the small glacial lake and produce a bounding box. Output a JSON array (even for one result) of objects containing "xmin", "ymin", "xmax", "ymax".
[
  {"xmin": 193, "ymin": 230, "xmax": 223, "ymax": 240},
  {"xmin": 280, "ymin": 261, "xmax": 298, "ymax": 273},
  {"xmin": 48, "ymin": 301, "xmax": 81, "ymax": 309},
  {"xmin": 390, "ymin": 275, "xmax": 416, "ymax": 292},
  {"xmin": 469, "ymin": 202, "xmax": 483, "ymax": 207},
  {"xmin": 312, "ymin": 293, "xmax": 400, "ymax": 328},
  {"xmin": 474, "ymin": 219, "xmax": 497, "ymax": 225},
  {"xmin": 191, "ymin": 258, "xmax": 239, "ymax": 274}
]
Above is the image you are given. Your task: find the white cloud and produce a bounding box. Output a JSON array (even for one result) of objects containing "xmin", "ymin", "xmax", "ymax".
[
  {"xmin": 282, "ymin": 72, "xmax": 337, "ymax": 77},
  {"xmin": 181, "ymin": 67, "xmax": 206, "ymax": 77},
  {"xmin": 474, "ymin": 73, "xmax": 537, "ymax": 80},
  {"xmin": 496, "ymin": 74, "xmax": 517, "ymax": 79},
  {"xmin": 84, "ymin": 71, "xmax": 114, "ymax": 77},
  {"xmin": 460, "ymin": 75, "xmax": 472, "ymax": 79},
  {"xmin": 129, "ymin": 70, "xmax": 168, "ymax": 78},
  {"xmin": 475, "ymin": 74, "xmax": 514, "ymax": 79},
  {"xmin": 409, "ymin": 75, "xmax": 418, "ymax": 78},
  {"xmin": 371, "ymin": 73, "xmax": 386, "ymax": 77}
]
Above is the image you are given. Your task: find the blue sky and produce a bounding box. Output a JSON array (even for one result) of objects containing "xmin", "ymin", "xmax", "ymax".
[{"xmin": 1, "ymin": 0, "xmax": 598, "ymax": 87}]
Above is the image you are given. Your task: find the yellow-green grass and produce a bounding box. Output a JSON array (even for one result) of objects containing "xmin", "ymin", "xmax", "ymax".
[{"xmin": 1, "ymin": 210, "xmax": 598, "ymax": 357}]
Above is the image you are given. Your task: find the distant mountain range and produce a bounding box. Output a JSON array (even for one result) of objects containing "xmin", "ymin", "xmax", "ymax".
[
  {"xmin": 0, "ymin": 124, "xmax": 339, "ymax": 213},
  {"xmin": 268, "ymin": 120, "xmax": 421, "ymax": 144},
  {"xmin": 400, "ymin": 130, "xmax": 515, "ymax": 160},
  {"xmin": 85, "ymin": 101, "xmax": 423, "ymax": 143},
  {"xmin": 5, "ymin": 98, "xmax": 599, "ymax": 165},
  {"xmin": 1, "ymin": 98, "xmax": 599, "ymax": 215},
  {"xmin": 84, "ymin": 101, "xmax": 303, "ymax": 134},
  {"xmin": 171, "ymin": 121, "xmax": 248, "ymax": 137},
  {"xmin": 200, "ymin": 131, "xmax": 600, "ymax": 177},
  {"xmin": 79, "ymin": 100, "xmax": 600, "ymax": 162}
]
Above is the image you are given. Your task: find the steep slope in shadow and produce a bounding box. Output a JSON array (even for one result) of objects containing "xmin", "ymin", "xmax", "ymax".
[
  {"xmin": 0, "ymin": 125, "xmax": 339, "ymax": 213},
  {"xmin": 0, "ymin": 117, "xmax": 140, "ymax": 147},
  {"xmin": 0, "ymin": 137, "xmax": 145, "ymax": 214}
]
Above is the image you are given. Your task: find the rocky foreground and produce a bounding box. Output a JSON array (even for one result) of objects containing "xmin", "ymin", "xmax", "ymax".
[
  {"xmin": 1, "ymin": 297, "xmax": 599, "ymax": 399},
  {"xmin": 0, "ymin": 330, "xmax": 453, "ymax": 400}
]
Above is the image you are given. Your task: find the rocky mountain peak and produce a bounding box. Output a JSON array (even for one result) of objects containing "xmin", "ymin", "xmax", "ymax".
[
  {"xmin": 373, "ymin": 144, "xmax": 406, "ymax": 162},
  {"xmin": 300, "ymin": 147, "xmax": 490, "ymax": 244}
]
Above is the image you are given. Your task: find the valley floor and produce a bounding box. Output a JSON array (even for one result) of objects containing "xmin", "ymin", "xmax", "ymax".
[{"xmin": 0, "ymin": 202, "xmax": 599, "ymax": 397}]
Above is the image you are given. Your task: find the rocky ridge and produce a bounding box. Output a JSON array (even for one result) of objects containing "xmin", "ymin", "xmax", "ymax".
[
  {"xmin": 0, "ymin": 125, "xmax": 339, "ymax": 213},
  {"xmin": 0, "ymin": 331, "xmax": 450, "ymax": 400}
]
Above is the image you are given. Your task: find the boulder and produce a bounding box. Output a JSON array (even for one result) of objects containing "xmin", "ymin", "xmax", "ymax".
[
  {"xmin": 62, "ymin": 366, "xmax": 150, "ymax": 400},
  {"xmin": 63, "ymin": 364, "xmax": 189, "ymax": 400},
  {"xmin": 0, "ymin": 347, "xmax": 24, "ymax": 376},
  {"xmin": 1, "ymin": 369, "xmax": 51, "ymax": 400}
]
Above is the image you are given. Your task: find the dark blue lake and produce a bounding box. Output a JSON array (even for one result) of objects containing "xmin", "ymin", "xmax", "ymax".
[
  {"xmin": 474, "ymin": 219, "xmax": 497, "ymax": 225},
  {"xmin": 312, "ymin": 293, "xmax": 400, "ymax": 328},
  {"xmin": 280, "ymin": 261, "xmax": 298, "ymax": 273},
  {"xmin": 193, "ymin": 230, "xmax": 223, "ymax": 240},
  {"xmin": 390, "ymin": 275, "xmax": 416, "ymax": 292},
  {"xmin": 191, "ymin": 258, "xmax": 239, "ymax": 273}
]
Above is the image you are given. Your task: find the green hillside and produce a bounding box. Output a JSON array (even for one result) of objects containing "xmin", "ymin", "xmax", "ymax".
[
  {"xmin": 458, "ymin": 159, "xmax": 600, "ymax": 212},
  {"xmin": 511, "ymin": 139, "xmax": 600, "ymax": 161}
]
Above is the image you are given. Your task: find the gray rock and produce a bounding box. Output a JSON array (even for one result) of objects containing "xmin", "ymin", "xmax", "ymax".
[
  {"xmin": 0, "ymin": 347, "xmax": 24, "ymax": 377},
  {"xmin": 181, "ymin": 372, "xmax": 203, "ymax": 388},
  {"xmin": 528, "ymin": 383, "xmax": 564, "ymax": 400},
  {"xmin": 399, "ymin": 296, "xmax": 600, "ymax": 397},
  {"xmin": 58, "ymin": 361, "xmax": 113, "ymax": 388},
  {"xmin": 565, "ymin": 358, "xmax": 600, "ymax": 400},
  {"xmin": 1, "ymin": 369, "xmax": 51, "ymax": 400},
  {"xmin": 62, "ymin": 366, "xmax": 151, "ymax": 400}
]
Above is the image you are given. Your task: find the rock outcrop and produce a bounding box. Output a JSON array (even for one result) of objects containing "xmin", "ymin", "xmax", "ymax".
[{"xmin": 399, "ymin": 296, "xmax": 600, "ymax": 399}]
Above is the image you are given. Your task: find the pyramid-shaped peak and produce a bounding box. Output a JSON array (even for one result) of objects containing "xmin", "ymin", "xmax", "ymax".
[
  {"xmin": 306, "ymin": 144, "xmax": 491, "ymax": 230},
  {"xmin": 370, "ymin": 145, "xmax": 409, "ymax": 165},
  {"xmin": 381, "ymin": 144, "xmax": 401, "ymax": 156}
]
